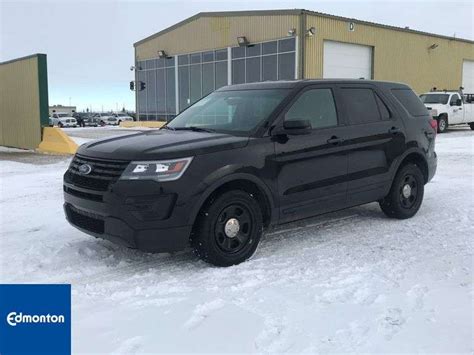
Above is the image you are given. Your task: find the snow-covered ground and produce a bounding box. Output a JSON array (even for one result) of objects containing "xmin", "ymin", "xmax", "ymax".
[{"xmin": 0, "ymin": 128, "xmax": 473, "ymax": 353}]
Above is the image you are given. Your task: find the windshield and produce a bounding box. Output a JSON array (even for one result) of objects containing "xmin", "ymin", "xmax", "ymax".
[
  {"xmin": 167, "ymin": 89, "xmax": 289, "ymax": 134},
  {"xmin": 419, "ymin": 94, "xmax": 449, "ymax": 105}
]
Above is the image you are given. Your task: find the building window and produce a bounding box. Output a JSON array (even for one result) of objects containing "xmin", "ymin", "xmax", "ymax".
[
  {"xmin": 231, "ymin": 37, "xmax": 296, "ymax": 84},
  {"xmin": 136, "ymin": 57, "xmax": 176, "ymax": 121},
  {"xmin": 136, "ymin": 37, "xmax": 296, "ymax": 120},
  {"xmin": 177, "ymin": 49, "xmax": 229, "ymax": 112}
]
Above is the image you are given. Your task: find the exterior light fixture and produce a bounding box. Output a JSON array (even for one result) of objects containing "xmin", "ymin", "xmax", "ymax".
[
  {"xmin": 237, "ymin": 36, "xmax": 249, "ymax": 47},
  {"xmin": 158, "ymin": 50, "xmax": 167, "ymax": 58},
  {"xmin": 287, "ymin": 28, "xmax": 296, "ymax": 36},
  {"xmin": 130, "ymin": 66, "xmax": 135, "ymax": 71},
  {"xmin": 306, "ymin": 27, "xmax": 316, "ymax": 37},
  {"xmin": 428, "ymin": 43, "xmax": 439, "ymax": 50}
]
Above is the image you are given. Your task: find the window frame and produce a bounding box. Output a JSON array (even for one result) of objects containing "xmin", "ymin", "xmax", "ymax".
[{"xmin": 274, "ymin": 85, "xmax": 341, "ymax": 133}]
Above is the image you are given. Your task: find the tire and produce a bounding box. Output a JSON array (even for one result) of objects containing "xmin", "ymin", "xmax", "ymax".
[
  {"xmin": 192, "ymin": 190, "xmax": 263, "ymax": 267},
  {"xmin": 469, "ymin": 123, "xmax": 474, "ymax": 130},
  {"xmin": 58, "ymin": 122, "xmax": 63, "ymax": 128},
  {"xmin": 437, "ymin": 115, "xmax": 448, "ymax": 133},
  {"xmin": 379, "ymin": 163, "xmax": 424, "ymax": 219}
]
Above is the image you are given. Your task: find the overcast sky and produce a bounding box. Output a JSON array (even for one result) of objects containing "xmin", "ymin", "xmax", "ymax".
[{"xmin": 1, "ymin": 0, "xmax": 472, "ymax": 112}]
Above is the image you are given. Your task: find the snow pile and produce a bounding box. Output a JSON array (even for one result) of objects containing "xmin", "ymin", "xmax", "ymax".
[{"xmin": 0, "ymin": 129, "xmax": 472, "ymax": 353}]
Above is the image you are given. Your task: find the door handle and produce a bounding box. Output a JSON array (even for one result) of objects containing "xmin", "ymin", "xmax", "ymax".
[
  {"xmin": 458, "ymin": 108, "xmax": 463, "ymax": 110},
  {"xmin": 327, "ymin": 136, "xmax": 344, "ymax": 145},
  {"xmin": 389, "ymin": 127, "xmax": 401, "ymax": 134}
]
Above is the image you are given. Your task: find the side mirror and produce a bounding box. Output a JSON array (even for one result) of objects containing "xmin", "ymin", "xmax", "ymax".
[
  {"xmin": 273, "ymin": 119, "xmax": 312, "ymax": 136},
  {"xmin": 456, "ymin": 98, "xmax": 462, "ymax": 106}
]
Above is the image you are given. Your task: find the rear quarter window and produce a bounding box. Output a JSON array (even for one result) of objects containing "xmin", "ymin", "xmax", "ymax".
[{"xmin": 391, "ymin": 89, "xmax": 428, "ymax": 117}]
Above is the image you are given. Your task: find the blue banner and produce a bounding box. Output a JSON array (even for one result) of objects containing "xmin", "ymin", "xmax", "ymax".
[{"xmin": 0, "ymin": 284, "xmax": 71, "ymax": 354}]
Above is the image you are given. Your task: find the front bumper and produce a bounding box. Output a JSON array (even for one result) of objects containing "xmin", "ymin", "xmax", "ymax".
[{"xmin": 63, "ymin": 178, "xmax": 193, "ymax": 253}]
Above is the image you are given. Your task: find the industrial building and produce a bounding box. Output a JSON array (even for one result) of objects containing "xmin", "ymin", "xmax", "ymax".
[{"xmin": 133, "ymin": 9, "xmax": 474, "ymax": 121}]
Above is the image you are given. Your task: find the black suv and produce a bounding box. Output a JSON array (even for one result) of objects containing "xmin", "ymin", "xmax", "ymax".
[{"xmin": 64, "ymin": 80, "xmax": 437, "ymax": 266}]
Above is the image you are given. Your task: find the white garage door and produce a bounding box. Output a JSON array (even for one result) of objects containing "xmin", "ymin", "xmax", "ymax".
[
  {"xmin": 323, "ymin": 41, "xmax": 373, "ymax": 79},
  {"xmin": 462, "ymin": 60, "xmax": 474, "ymax": 93}
]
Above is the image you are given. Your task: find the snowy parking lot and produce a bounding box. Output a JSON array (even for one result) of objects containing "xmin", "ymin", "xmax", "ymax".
[{"xmin": 0, "ymin": 127, "xmax": 473, "ymax": 353}]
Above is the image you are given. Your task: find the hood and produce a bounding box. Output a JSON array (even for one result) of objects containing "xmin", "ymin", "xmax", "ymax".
[
  {"xmin": 77, "ymin": 129, "xmax": 249, "ymax": 161},
  {"xmin": 423, "ymin": 103, "xmax": 448, "ymax": 116},
  {"xmin": 423, "ymin": 103, "xmax": 447, "ymax": 109}
]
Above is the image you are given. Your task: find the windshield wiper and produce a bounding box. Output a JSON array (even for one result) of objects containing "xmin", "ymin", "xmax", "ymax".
[
  {"xmin": 173, "ymin": 126, "xmax": 216, "ymax": 133},
  {"xmin": 160, "ymin": 125, "xmax": 175, "ymax": 130}
]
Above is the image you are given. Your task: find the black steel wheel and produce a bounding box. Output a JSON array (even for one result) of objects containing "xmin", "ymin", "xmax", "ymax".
[
  {"xmin": 214, "ymin": 203, "xmax": 253, "ymax": 254},
  {"xmin": 380, "ymin": 163, "xmax": 424, "ymax": 219},
  {"xmin": 398, "ymin": 174, "xmax": 418, "ymax": 209},
  {"xmin": 192, "ymin": 190, "xmax": 263, "ymax": 266}
]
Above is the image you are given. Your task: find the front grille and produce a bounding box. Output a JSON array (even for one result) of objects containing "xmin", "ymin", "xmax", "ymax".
[
  {"xmin": 65, "ymin": 155, "xmax": 129, "ymax": 191},
  {"xmin": 65, "ymin": 204, "xmax": 104, "ymax": 234},
  {"xmin": 64, "ymin": 186, "xmax": 103, "ymax": 202}
]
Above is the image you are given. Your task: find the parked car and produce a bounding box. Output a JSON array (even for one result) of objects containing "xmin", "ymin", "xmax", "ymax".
[
  {"xmin": 419, "ymin": 90, "xmax": 474, "ymax": 133},
  {"xmin": 93, "ymin": 113, "xmax": 119, "ymax": 126},
  {"xmin": 63, "ymin": 80, "xmax": 437, "ymax": 267},
  {"xmin": 83, "ymin": 116, "xmax": 99, "ymax": 127},
  {"xmin": 51, "ymin": 112, "xmax": 77, "ymax": 128},
  {"xmin": 113, "ymin": 113, "xmax": 134, "ymax": 124},
  {"xmin": 72, "ymin": 112, "xmax": 97, "ymax": 127}
]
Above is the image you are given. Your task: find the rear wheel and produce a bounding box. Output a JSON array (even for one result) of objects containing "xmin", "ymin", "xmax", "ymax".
[
  {"xmin": 437, "ymin": 115, "xmax": 448, "ymax": 133},
  {"xmin": 192, "ymin": 190, "xmax": 263, "ymax": 267},
  {"xmin": 469, "ymin": 123, "xmax": 474, "ymax": 130},
  {"xmin": 58, "ymin": 122, "xmax": 63, "ymax": 128},
  {"xmin": 380, "ymin": 163, "xmax": 424, "ymax": 219}
]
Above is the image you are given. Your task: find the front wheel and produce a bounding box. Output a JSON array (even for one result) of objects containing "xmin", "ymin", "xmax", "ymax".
[
  {"xmin": 469, "ymin": 123, "xmax": 474, "ymax": 130},
  {"xmin": 437, "ymin": 116, "xmax": 448, "ymax": 133},
  {"xmin": 192, "ymin": 190, "xmax": 263, "ymax": 267},
  {"xmin": 380, "ymin": 163, "xmax": 424, "ymax": 219}
]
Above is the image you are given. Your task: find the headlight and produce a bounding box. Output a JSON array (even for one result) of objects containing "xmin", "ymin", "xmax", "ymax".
[{"xmin": 120, "ymin": 157, "xmax": 193, "ymax": 181}]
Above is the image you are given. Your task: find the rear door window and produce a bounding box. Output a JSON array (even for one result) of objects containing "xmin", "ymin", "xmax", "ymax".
[
  {"xmin": 341, "ymin": 88, "xmax": 381, "ymax": 124},
  {"xmin": 392, "ymin": 89, "xmax": 428, "ymax": 117},
  {"xmin": 375, "ymin": 94, "xmax": 391, "ymax": 120}
]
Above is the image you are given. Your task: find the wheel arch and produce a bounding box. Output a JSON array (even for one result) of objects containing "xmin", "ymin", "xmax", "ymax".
[
  {"xmin": 393, "ymin": 150, "xmax": 429, "ymax": 184},
  {"xmin": 189, "ymin": 173, "xmax": 276, "ymax": 229}
]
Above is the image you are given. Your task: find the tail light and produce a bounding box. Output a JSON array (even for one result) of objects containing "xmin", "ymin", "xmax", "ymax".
[{"xmin": 429, "ymin": 118, "xmax": 437, "ymax": 135}]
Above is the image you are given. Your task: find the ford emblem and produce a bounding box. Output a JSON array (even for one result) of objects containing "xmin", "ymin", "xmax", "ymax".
[{"xmin": 78, "ymin": 164, "xmax": 92, "ymax": 175}]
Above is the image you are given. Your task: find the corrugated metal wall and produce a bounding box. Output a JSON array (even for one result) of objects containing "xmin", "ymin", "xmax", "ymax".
[
  {"xmin": 0, "ymin": 54, "xmax": 49, "ymax": 149},
  {"xmin": 135, "ymin": 14, "xmax": 300, "ymax": 59},
  {"xmin": 305, "ymin": 14, "xmax": 474, "ymax": 94},
  {"xmin": 135, "ymin": 11, "xmax": 474, "ymax": 95}
]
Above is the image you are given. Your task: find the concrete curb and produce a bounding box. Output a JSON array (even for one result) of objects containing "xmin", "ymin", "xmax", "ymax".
[{"xmin": 37, "ymin": 127, "xmax": 78, "ymax": 155}]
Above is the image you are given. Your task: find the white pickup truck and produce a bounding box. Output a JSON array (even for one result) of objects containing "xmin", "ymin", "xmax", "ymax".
[
  {"xmin": 50, "ymin": 112, "xmax": 77, "ymax": 128},
  {"xmin": 419, "ymin": 91, "xmax": 474, "ymax": 133}
]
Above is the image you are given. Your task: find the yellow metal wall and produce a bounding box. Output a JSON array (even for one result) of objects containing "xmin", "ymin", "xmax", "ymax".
[
  {"xmin": 305, "ymin": 14, "xmax": 474, "ymax": 94},
  {"xmin": 0, "ymin": 55, "xmax": 45, "ymax": 149},
  {"xmin": 135, "ymin": 14, "xmax": 300, "ymax": 59},
  {"xmin": 135, "ymin": 12, "xmax": 474, "ymax": 95}
]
